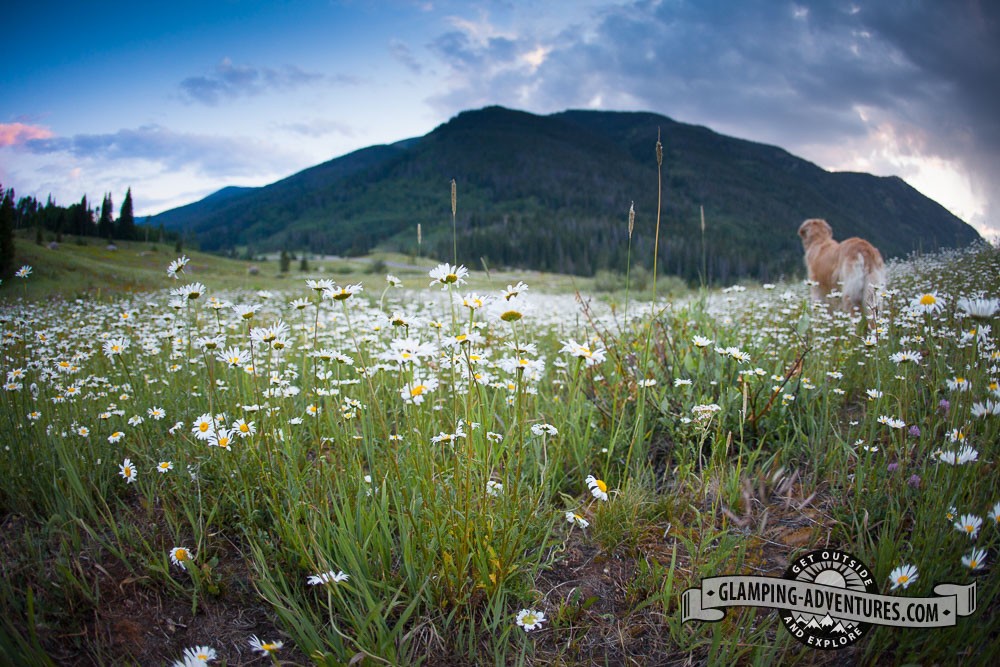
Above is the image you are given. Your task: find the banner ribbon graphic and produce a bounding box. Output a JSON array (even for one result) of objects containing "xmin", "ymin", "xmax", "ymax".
[{"xmin": 682, "ymin": 576, "xmax": 976, "ymax": 628}]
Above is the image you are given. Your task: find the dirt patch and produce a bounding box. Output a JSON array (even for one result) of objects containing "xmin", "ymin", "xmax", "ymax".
[{"xmin": 1, "ymin": 506, "xmax": 306, "ymax": 666}]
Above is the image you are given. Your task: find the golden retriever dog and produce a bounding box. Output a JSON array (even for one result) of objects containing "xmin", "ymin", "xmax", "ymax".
[{"xmin": 798, "ymin": 218, "xmax": 884, "ymax": 319}]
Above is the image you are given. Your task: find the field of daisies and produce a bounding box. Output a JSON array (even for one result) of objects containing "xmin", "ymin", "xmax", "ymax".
[{"xmin": 1, "ymin": 242, "xmax": 999, "ymax": 666}]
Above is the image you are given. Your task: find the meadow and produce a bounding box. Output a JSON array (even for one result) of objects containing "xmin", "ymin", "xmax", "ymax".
[{"xmin": 1, "ymin": 236, "xmax": 998, "ymax": 666}]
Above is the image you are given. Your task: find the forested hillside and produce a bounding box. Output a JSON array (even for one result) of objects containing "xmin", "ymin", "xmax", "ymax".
[{"xmin": 152, "ymin": 106, "xmax": 980, "ymax": 283}]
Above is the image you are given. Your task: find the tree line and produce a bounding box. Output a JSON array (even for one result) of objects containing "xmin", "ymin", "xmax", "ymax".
[
  {"xmin": 0, "ymin": 184, "xmax": 185, "ymax": 280},
  {"xmin": 10, "ymin": 188, "xmax": 138, "ymax": 242}
]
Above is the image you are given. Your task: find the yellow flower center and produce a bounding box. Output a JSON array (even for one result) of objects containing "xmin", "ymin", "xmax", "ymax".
[
  {"xmin": 596, "ymin": 479, "xmax": 607, "ymax": 493},
  {"xmin": 445, "ymin": 273, "xmax": 458, "ymax": 283},
  {"xmin": 898, "ymin": 575, "xmax": 909, "ymax": 584},
  {"xmin": 240, "ymin": 424, "xmax": 250, "ymax": 433},
  {"xmin": 175, "ymin": 549, "xmax": 188, "ymax": 561},
  {"xmin": 199, "ymin": 423, "xmax": 209, "ymax": 432},
  {"xmin": 966, "ymin": 525, "xmax": 974, "ymax": 533},
  {"xmin": 919, "ymin": 294, "xmax": 937, "ymax": 305},
  {"xmin": 411, "ymin": 385, "xmax": 426, "ymax": 397}
]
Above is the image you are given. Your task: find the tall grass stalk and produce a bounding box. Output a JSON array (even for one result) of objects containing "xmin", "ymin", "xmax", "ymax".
[
  {"xmin": 451, "ymin": 178, "xmax": 458, "ymax": 266},
  {"xmin": 623, "ymin": 201, "xmax": 635, "ymax": 329},
  {"xmin": 699, "ymin": 205, "xmax": 707, "ymax": 288}
]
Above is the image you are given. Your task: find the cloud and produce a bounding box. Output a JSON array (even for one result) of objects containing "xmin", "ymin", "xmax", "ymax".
[
  {"xmin": 390, "ymin": 39, "xmax": 423, "ymax": 74},
  {"xmin": 0, "ymin": 122, "xmax": 54, "ymax": 147},
  {"xmin": 4, "ymin": 124, "xmax": 312, "ymax": 216},
  {"xmin": 276, "ymin": 118, "xmax": 357, "ymax": 139},
  {"xmin": 179, "ymin": 57, "xmax": 329, "ymax": 105},
  {"xmin": 431, "ymin": 12, "xmax": 522, "ymax": 74},
  {"xmin": 21, "ymin": 124, "xmax": 302, "ymax": 178},
  {"xmin": 424, "ymin": 0, "xmax": 1000, "ymax": 234}
]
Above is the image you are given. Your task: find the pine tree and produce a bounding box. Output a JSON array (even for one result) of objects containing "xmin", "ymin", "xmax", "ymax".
[
  {"xmin": 98, "ymin": 193, "xmax": 115, "ymax": 240},
  {"xmin": 117, "ymin": 188, "xmax": 136, "ymax": 241},
  {"xmin": 0, "ymin": 187, "xmax": 16, "ymax": 279},
  {"xmin": 70, "ymin": 195, "xmax": 92, "ymax": 237},
  {"xmin": 280, "ymin": 249, "xmax": 291, "ymax": 273}
]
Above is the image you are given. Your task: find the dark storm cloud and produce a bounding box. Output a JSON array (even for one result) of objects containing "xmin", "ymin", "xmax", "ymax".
[
  {"xmin": 428, "ymin": 0, "xmax": 1000, "ymax": 229},
  {"xmin": 24, "ymin": 125, "xmax": 301, "ymax": 177},
  {"xmin": 178, "ymin": 58, "xmax": 332, "ymax": 105},
  {"xmin": 854, "ymin": 1, "xmax": 1000, "ymax": 225}
]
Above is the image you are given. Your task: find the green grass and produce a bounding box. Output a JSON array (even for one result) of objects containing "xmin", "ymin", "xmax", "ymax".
[
  {"xmin": 1, "ymin": 232, "xmax": 605, "ymax": 303},
  {"xmin": 1, "ymin": 236, "xmax": 998, "ymax": 665}
]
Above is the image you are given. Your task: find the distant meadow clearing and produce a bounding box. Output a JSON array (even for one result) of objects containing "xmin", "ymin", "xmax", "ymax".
[{"xmin": 1, "ymin": 238, "xmax": 999, "ymax": 666}]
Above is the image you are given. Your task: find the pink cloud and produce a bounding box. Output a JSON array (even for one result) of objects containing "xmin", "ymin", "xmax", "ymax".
[{"xmin": 0, "ymin": 122, "xmax": 54, "ymax": 147}]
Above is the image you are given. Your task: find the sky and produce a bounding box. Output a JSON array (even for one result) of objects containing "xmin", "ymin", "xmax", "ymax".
[{"xmin": 2, "ymin": 0, "xmax": 998, "ymax": 239}]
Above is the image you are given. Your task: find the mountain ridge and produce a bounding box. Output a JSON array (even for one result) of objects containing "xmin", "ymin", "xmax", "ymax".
[{"xmin": 152, "ymin": 105, "xmax": 980, "ymax": 282}]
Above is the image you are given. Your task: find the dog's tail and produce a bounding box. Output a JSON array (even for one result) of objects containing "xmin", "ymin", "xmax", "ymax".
[
  {"xmin": 842, "ymin": 252, "xmax": 884, "ymax": 319},
  {"xmin": 865, "ymin": 263, "xmax": 885, "ymax": 318}
]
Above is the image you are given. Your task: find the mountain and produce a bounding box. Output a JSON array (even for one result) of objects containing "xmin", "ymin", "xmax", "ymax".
[{"xmin": 151, "ymin": 106, "xmax": 981, "ymax": 283}]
